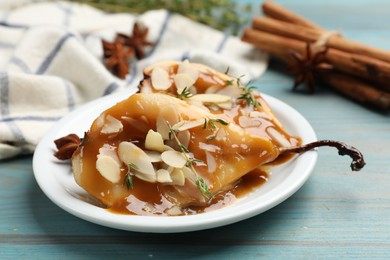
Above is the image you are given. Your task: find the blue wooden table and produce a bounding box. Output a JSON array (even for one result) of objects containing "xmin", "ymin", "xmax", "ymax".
[{"xmin": 1, "ymin": 0, "xmax": 389, "ymax": 258}]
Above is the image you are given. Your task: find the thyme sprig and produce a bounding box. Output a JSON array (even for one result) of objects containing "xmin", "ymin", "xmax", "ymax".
[
  {"xmin": 238, "ymin": 85, "xmax": 260, "ymax": 107},
  {"xmin": 124, "ymin": 162, "xmax": 138, "ymax": 189},
  {"xmin": 167, "ymin": 121, "xmax": 213, "ymax": 199},
  {"xmin": 178, "ymin": 87, "xmax": 193, "ymax": 100},
  {"xmin": 202, "ymin": 118, "xmax": 229, "ymax": 130},
  {"xmin": 202, "ymin": 118, "xmax": 229, "ymax": 140},
  {"xmin": 224, "ymin": 73, "xmax": 260, "ymax": 108}
]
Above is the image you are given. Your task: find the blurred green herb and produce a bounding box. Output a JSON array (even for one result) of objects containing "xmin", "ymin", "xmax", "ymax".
[{"xmin": 69, "ymin": 0, "xmax": 249, "ymax": 34}]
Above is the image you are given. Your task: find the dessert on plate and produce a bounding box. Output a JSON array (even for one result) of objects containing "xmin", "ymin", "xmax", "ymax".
[{"xmin": 54, "ymin": 60, "xmax": 365, "ymax": 216}]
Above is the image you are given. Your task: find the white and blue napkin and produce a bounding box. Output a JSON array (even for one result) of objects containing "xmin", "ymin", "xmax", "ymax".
[{"xmin": 0, "ymin": 1, "xmax": 268, "ymax": 159}]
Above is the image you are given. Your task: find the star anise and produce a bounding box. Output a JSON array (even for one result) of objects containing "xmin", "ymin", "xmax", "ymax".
[
  {"xmin": 118, "ymin": 22, "xmax": 153, "ymax": 59},
  {"xmin": 54, "ymin": 133, "xmax": 81, "ymax": 160},
  {"xmin": 102, "ymin": 35, "xmax": 134, "ymax": 79},
  {"xmin": 288, "ymin": 43, "xmax": 329, "ymax": 93}
]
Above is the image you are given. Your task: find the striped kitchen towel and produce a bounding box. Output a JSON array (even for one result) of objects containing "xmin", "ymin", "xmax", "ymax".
[{"xmin": 0, "ymin": 1, "xmax": 268, "ymax": 159}]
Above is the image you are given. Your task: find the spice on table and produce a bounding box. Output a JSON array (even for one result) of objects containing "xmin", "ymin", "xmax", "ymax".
[
  {"xmin": 54, "ymin": 133, "xmax": 81, "ymax": 160},
  {"xmin": 118, "ymin": 22, "xmax": 153, "ymax": 59},
  {"xmin": 102, "ymin": 36, "xmax": 134, "ymax": 79},
  {"xmin": 288, "ymin": 43, "xmax": 329, "ymax": 93},
  {"xmin": 241, "ymin": 0, "xmax": 390, "ymax": 111}
]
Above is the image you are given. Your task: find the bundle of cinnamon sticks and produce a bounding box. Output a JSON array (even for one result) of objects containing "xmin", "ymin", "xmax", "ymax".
[{"xmin": 241, "ymin": 1, "xmax": 390, "ymax": 111}]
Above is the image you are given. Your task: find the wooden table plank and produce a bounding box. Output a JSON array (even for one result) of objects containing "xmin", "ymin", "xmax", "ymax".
[{"xmin": 1, "ymin": 0, "xmax": 390, "ymax": 258}]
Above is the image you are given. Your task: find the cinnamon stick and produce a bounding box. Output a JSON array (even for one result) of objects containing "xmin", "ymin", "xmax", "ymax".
[
  {"xmin": 242, "ymin": 28, "xmax": 390, "ymax": 91},
  {"xmin": 241, "ymin": 28, "xmax": 304, "ymax": 64},
  {"xmin": 319, "ymin": 71, "xmax": 390, "ymax": 111},
  {"xmin": 252, "ymin": 16, "xmax": 390, "ymax": 64},
  {"xmin": 241, "ymin": 28, "xmax": 390, "ymax": 110}
]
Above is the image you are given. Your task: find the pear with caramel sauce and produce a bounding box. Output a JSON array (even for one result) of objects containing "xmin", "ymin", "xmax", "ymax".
[{"xmin": 71, "ymin": 93, "xmax": 284, "ymax": 215}]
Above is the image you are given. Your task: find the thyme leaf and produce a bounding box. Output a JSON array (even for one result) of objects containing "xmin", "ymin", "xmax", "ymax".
[
  {"xmin": 238, "ymin": 85, "xmax": 260, "ymax": 107},
  {"xmin": 196, "ymin": 177, "xmax": 214, "ymax": 198},
  {"xmin": 124, "ymin": 163, "xmax": 138, "ymax": 189},
  {"xmin": 167, "ymin": 121, "xmax": 213, "ymax": 199},
  {"xmin": 178, "ymin": 86, "xmax": 193, "ymax": 100}
]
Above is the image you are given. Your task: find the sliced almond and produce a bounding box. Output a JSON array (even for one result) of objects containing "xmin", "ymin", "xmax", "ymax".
[
  {"xmin": 98, "ymin": 145, "xmax": 121, "ymax": 165},
  {"xmin": 217, "ymin": 101, "xmax": 233, "ymax": 110},
  {"xmin": 170, "ymin": 168, "xmax": 186, "ymax": 186},
  {"xmin": 215, "ymin": 127, "xmax": 227, "ymax": 141},
  {"xmin": 161, "ymin": 150, "xmax": 187, "ymax": 168},
  {"xmin": 96, "ymin": 155, "xmax": 121, "ymax": 183},
  {"xmin": 145, "ymin": 150, "xmax": 162, "ymax": 163},
  {"xmin": 205, "ymin": 85, "xmax": 218, "ymax": 94},
  {"xmin": 134, "ymin": 171, "xmax": 157, "ymax": 183},
  {"xmin": 101, "ymin": 115, "xmax": 123, "ymax": 134},
  {"xmin": 166, "ymin": 206, "xmax": 182, "ymax": 216},
  {"xmin": 238, "ymin": 116, "xmax": 261, "ymax": 128},
  {"xmin": 216, "ymin": 84, "xmax": 242, "ymax": 98},
  {"xmin": 156, "ymin": 169, "xmax": 173, "ymax": 183},
  {"xmin": 151, "ymin": 67, "xmax": 172, "ymax": 90},
  {"xmin": 199, "ymin": 142, "xmax": 220, "ymax": 152},
  {"xmin": 163, "ymin": 144, "xmax": 175, "ymax": 151},
  {"xmin": 173, "ymin": 73, "xmax": 195, "ymax": 94},
  {"xmin": 186, "ymin": 99, "xmax": 210, "ymax": 113},
  {"xmin": 156, "ymin": 105, "xmax": 181, "ymax": 140},
  {"xmin": 178, "ymin": 130, "xmax": 190, "ymax": 149},
  {"xmin": 249, "ymin": 111, "xmax": 272, "ymax": 120},
  {"xmin": 205, "ymin": 151, "xmax": 217, "ymax": 173},
  {"xmin": 182, "ymin": 166, "xmax": 196, "ymax": 182},
  {"xmin": 267, "ymin": 127, "xmax": 291, "ymax": 147},
  {"xmin": 190, "ymin": 94, "xmax": 231, "ymax": 104},
  {"xmin": 145, "ymin": 129, "xmax": 165, "ymax": 152},
  {"xmin": 143, "ymin": 60, "xmax": 178, "ymax": 75},
  {"xmin": 178, "ymin": 60, "xmax": 199, "ymax": 81},
  {"xmin": 176, "ymin": 119, "xmax": 204, "ymax": 131},
  {"xmin": 118, "ymin": 141, "xmax": 155, "ymax": 175}
]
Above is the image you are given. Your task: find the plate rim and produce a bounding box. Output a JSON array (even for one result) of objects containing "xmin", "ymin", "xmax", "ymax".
[{"xmin": 33, "ymin": 91, "xmax": 317, "ymax": 233}]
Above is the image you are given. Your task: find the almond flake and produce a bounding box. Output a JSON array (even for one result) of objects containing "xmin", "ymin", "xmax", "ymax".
[
  {"xmin": 173, "ymin": 73, "xmax": 195, "ymax": 94},
  {"xmin": 199, "ymin": 142, "xmax": 220, "ymax": 152},
  {"xmin": 118, "ymin": 141, "xmax": 155, "ymax": 175},
  {"xmin": 134, "ymin": 171, "xmax": 157, "ymax": 183},
  {"xmin": 145, "ymin": 129, "xmax": 165, "ymax": 152},
  {"xmin": 156, "ymin": 105, "xmax": 181, "ymax": 139},
  {"xmin": 178, "ymin": 60, "xmax": 199, "ymax": 81},
  {"xmin": 215, "ymin": 128, "xmax": 227, "ymax": 141},
  {"xmin": 178, "ymin": 130, "xmax": 190, "ymax": 149},
  {"xmin": 238, "ymin": 116, "xmax": 261, "ymax": 128},
  {"xmin": 186, "ymin": 99, "xmax": 210, "ymax": 112},
  {"xmin": 151, "ymin": 67, "xmax": 172, "ymax": 90},
  {"xmin": 249, "ymin": 111, "xmax": 272, "ymax": 120},
  {"xmin": 217, "ymin": 101, "xmax": 233, "ymax": 110},
  {"xmin": 190, "ymin": 94, "xmax": 231, "ymax": 104},
  {"xmin": 101, "ymin": 115, "xmax": 123, "ymax": 134},
  {"xmin": 166, "ymin": 206, "xmax": 182, "ymax": 216},
  {"xmin": 96, "ymin": 155, "xmax": 121, "ymax": 183},
  {"xmin": 205, "ymin": 151, "xmax": 217, "ymax": 173},
  {"xmin": 161, "ymin": 150, "xmax": 187, "ymax": 168},
  {"xmin": 205, "ymin": 85, "xmax": 218, "ymax": 94},
  {"xmin": 176, "ymin": 119, "xmax": 204, "ymax": 131},
  {"xmin": 156, "ymin": 169, "xmax": 173, "ymax": 183},
  {"xmin": 145, "ymin": 150, "xmax": 162, "ymax": 163},
  {"xmin": 267, "ymin": 127, "xmax": 291, "ymax": 147},
  {"xmin": 170, "ymin": 168, "xmax": 186, "ymax": 186}
]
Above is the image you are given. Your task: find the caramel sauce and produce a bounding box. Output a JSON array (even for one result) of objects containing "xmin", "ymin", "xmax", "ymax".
[{"xmin": 108, "ymin": 168, "xmax": 269, "ymax": 216}]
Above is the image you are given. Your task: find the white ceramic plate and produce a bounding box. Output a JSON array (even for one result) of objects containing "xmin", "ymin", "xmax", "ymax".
[{"xmin": 33, "ymin": 91, "xmax": 317, "ymax": 233}]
